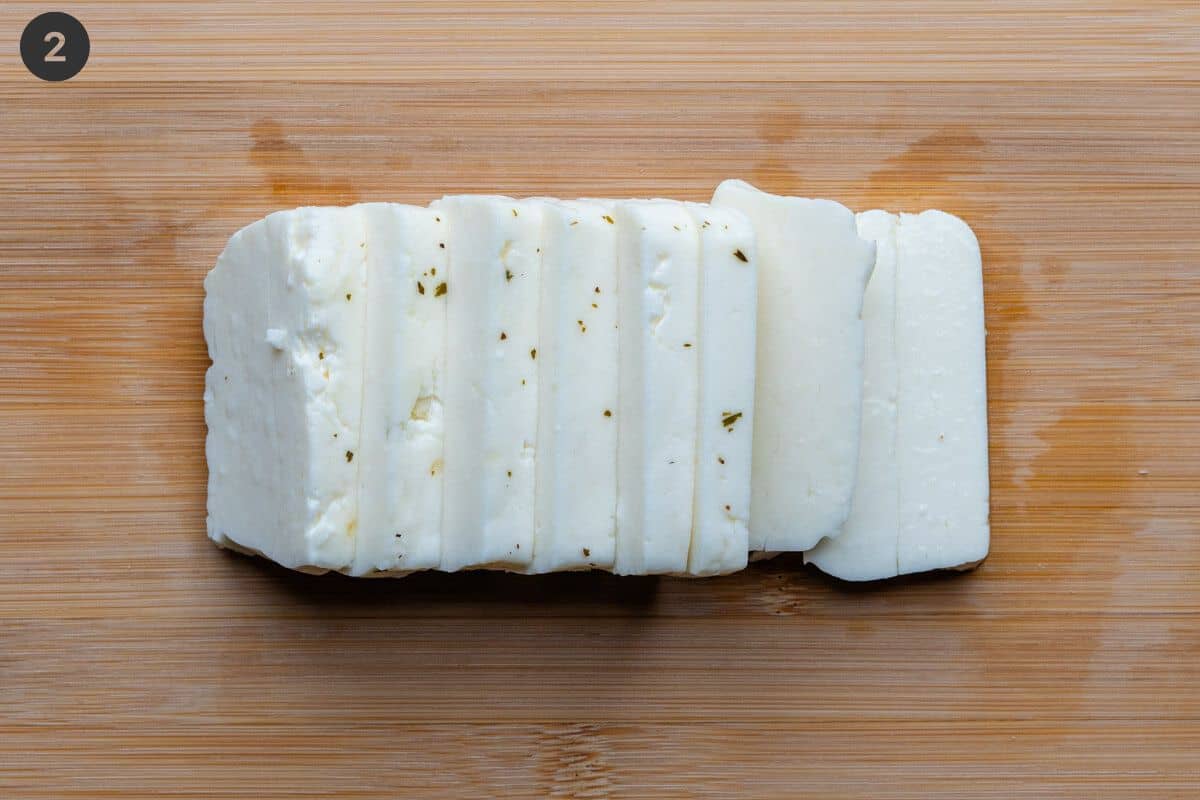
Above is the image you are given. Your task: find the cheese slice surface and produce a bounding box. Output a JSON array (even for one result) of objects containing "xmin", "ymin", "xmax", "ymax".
[
  {"xmin": 531, "ymin": 199, "xmax": 619, "ymax": 572},
  {"xmin": 351, "ymin": 203, "xmax": 448, "ymax": 575},
  {"xmin": 437, "ymin": 195, "xmax": 542, "ymax": 571},
  {"xmin": 806, "ymin": 209, "xmax": 989, "ymax": 580},
  {"xmin": 711, "ymin": 179, "xmax": 875, "ymax": 552},
  {"xmin": 805, "ymin": 210, "xmax": 900, "ymax": 580},
  {"xmin": 613, "ymin": 199, "xmax": 700, "ymax": 575},
  {"xmin": 895, "ymin": 210, "xmax": 990, "ymax": 574},
  {"xmin": 684, "ymin": 202, "xmax": 756, "ymax": 576},
  {"xmin": 204, "ymin": 206, "xmax": 367, "ymax": 571}
]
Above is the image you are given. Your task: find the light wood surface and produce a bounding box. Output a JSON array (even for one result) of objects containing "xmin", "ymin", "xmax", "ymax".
[{"xmin": 1, "ymin": 3, "xmax": 1198, "ymax": 798}]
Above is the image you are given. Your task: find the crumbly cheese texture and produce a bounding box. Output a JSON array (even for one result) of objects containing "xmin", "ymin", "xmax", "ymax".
[
  {"xmin": 531, "ymin": 199, "xmax": 619, "ymax": 572},
  {"xmin": 805, "ymin": 210, "xmax": 900, "ymax": 580},
  {"xmin": 711, "ymin": 179, "xmax": 875, "ymax": 552},
  {"xmin": 436, "ymin": 195, "xmax": 542, "ymax": 571},
  {"xmin": 806, "ymin": 209, "xmax": 989, "ymax": 579},
  {"xmin": 684, "ymin": 203, "xmax": 756, "ymax": 576},
  {"xmin": 203, "ymin": 206, "xmax": 367, "ymax": 572},
  {"xmin": 351, "ymin": 203, "xmax": 448, "ymax": 575},
  {"xmin": 613, "ymin": 200, "xmax": 700, "ymax": 575}
]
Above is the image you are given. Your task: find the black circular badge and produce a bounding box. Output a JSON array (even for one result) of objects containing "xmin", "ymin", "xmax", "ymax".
[{"xmin": 21, "ymin": 12, "xmax": 89, "ymax": 82}]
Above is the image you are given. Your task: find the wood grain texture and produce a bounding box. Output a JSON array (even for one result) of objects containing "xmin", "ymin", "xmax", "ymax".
[
  {"xmin": 1, "ymin": 3, "xmax": 1198, "ymax": 798},
  {"xmin": 2, "ymin": 0, "xmax": 1199, "ymax": 81}
]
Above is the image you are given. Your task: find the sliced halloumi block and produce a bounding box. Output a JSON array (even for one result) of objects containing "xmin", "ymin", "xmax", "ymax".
[
  {"xmin": 436, "ymin": 195, "xmax": 542, "ymax": 571},
  {"xmin": 613, "ymin": 200, "xmax": 700, "ymax": 575},
  {"xmin": 203, "ymin": 206, "xmax": 367, "ymax": 572},
  {"xmin": 806, "ymin": 210, "xmax": 989, "ymax": 579},
  {"xmin": 805, "ymin": 210, "xmax": 900, "ymax": 580},
  {"xmin": 531, "ymin": 199, "xmax": 619, "ymax": 572},
  {"xmin": 683, "ymin": 202, "xmax": 757, "ymax": 576},
  {"xmin": 351, "ymin": 203, "xmax": 448, "ymax": 576},
  {"xmin": 711, "ymin": 179, "xmax": 875, "ymax": 552}
]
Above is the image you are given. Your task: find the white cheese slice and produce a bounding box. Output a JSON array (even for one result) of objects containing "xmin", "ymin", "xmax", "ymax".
[
  {"xmin": 805, "ymin": 210, "xmax": 900, "ymax": 580},
  {"xmin": 805, "ymin": 209, "xmax": 989, "ymax": 579},
  {"xmin": 531, "ymin": 199, "xmax": 619, "ymax": 572},
  {"xmin": 613, "ymin": 199, "xmax": 700, "ymax": 575},
  {"xmin": 350, "ymin": 203, "xmax": 448, "ymax": 576},
  {"xmin": 711, "ymin": 179, "xmax": 875, "ymax": 552},
  {"xmin": 436, "ymin": 195, "xmax": 542, "ymax": 571},
  {"xmin": 203, "ymin": 206, "xmax": 367, "ymax": 572},
  {"xmin": 894, "ymin": 210, "xmax": 990, "ymax": 574},
  {"xmin": 683, "ymin": 202, "xmax": 756, "ymax": 576}
]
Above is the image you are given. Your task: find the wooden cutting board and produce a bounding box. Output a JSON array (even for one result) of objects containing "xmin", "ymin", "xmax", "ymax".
[{"xmin": 2, "ymin": 3, "xmax": 1197, "ymax": 798}]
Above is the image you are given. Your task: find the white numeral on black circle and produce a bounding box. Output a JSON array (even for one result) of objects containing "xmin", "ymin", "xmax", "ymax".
[{"xmin": 43, "ymin": 31, "xmax": 66, "ymax": 62}]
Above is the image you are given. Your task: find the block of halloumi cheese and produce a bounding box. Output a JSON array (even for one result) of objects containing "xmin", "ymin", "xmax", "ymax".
[
  {"xmin": 806, "ymin": 209, "xmax": 989, "ymax": 579},
  {"xmin": 804, "ymin": 210, "xmax": 900, "ymax": 580},
  {"xmin": 351, "ymin": 203, "xmax": 448, "ymax": 576},
  {"xmin": 436, "ymin": 195, "xmax": 542, "ymax": 571},
  {"xmin": 531, "ymin": 199, "xmax": 619, "ymax": 572},
  {"xmin": 683, "ymin": 203, "xmax": 756, "ymax": 576},
  {"xmin": 203, "ymin": 206, "xmax": 367, "ymax": 572},
  {"xmin": 613, "ymin": 199, "xmax": 700, "ymax": 575},
  {"xmin": 711, "ymin": 179, "xmax": 875, "ymax": 552}
]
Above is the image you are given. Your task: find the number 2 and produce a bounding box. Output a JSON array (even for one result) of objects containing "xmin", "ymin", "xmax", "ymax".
[{"xmin": 43, "ymin": 31, "xmax": 66, "ymax": 62}]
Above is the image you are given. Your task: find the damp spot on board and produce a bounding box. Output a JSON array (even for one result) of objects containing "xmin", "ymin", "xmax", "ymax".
[{"xmin": 249, "ymin": 119, "xmax": 359, "ymax": 205}]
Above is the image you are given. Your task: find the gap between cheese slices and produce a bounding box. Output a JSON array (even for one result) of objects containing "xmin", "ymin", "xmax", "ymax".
[{"xmin": 710, "ymin": 179, "xmax": 876, "ymax": 553}]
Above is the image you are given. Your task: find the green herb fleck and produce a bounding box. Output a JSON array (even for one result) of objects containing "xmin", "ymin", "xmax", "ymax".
[
  {"xmin": 345, "ymin": 450, "xmax": 354, "ymax": 463},
  {"xmin": 721, "ymin": 411, "xmax": 743, "ymax": 431},
  {"xmin": 601, "ymin": 215, "xmax": 615, "ymax": 224},
  {"xmin": 505, "ymin": 269, "xmax": 514, "ymax": 282},
  {"xmin": 530, "ymin": 348, "xmax": 537, "ymax": 360},
  {"xmin": 603, "ymin": 409, "xmax": 612, "ymax": 418},
  {"xmin": 417, "ymin": 281, "xmax": 425, "ymax": 295},
  {"xmin": 434, "ymin": 282, "xmax": 447, "ymax": 297},
  {"xmin": 733, "ymin": 249, "xmax": 748, "ymax": 263}
]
